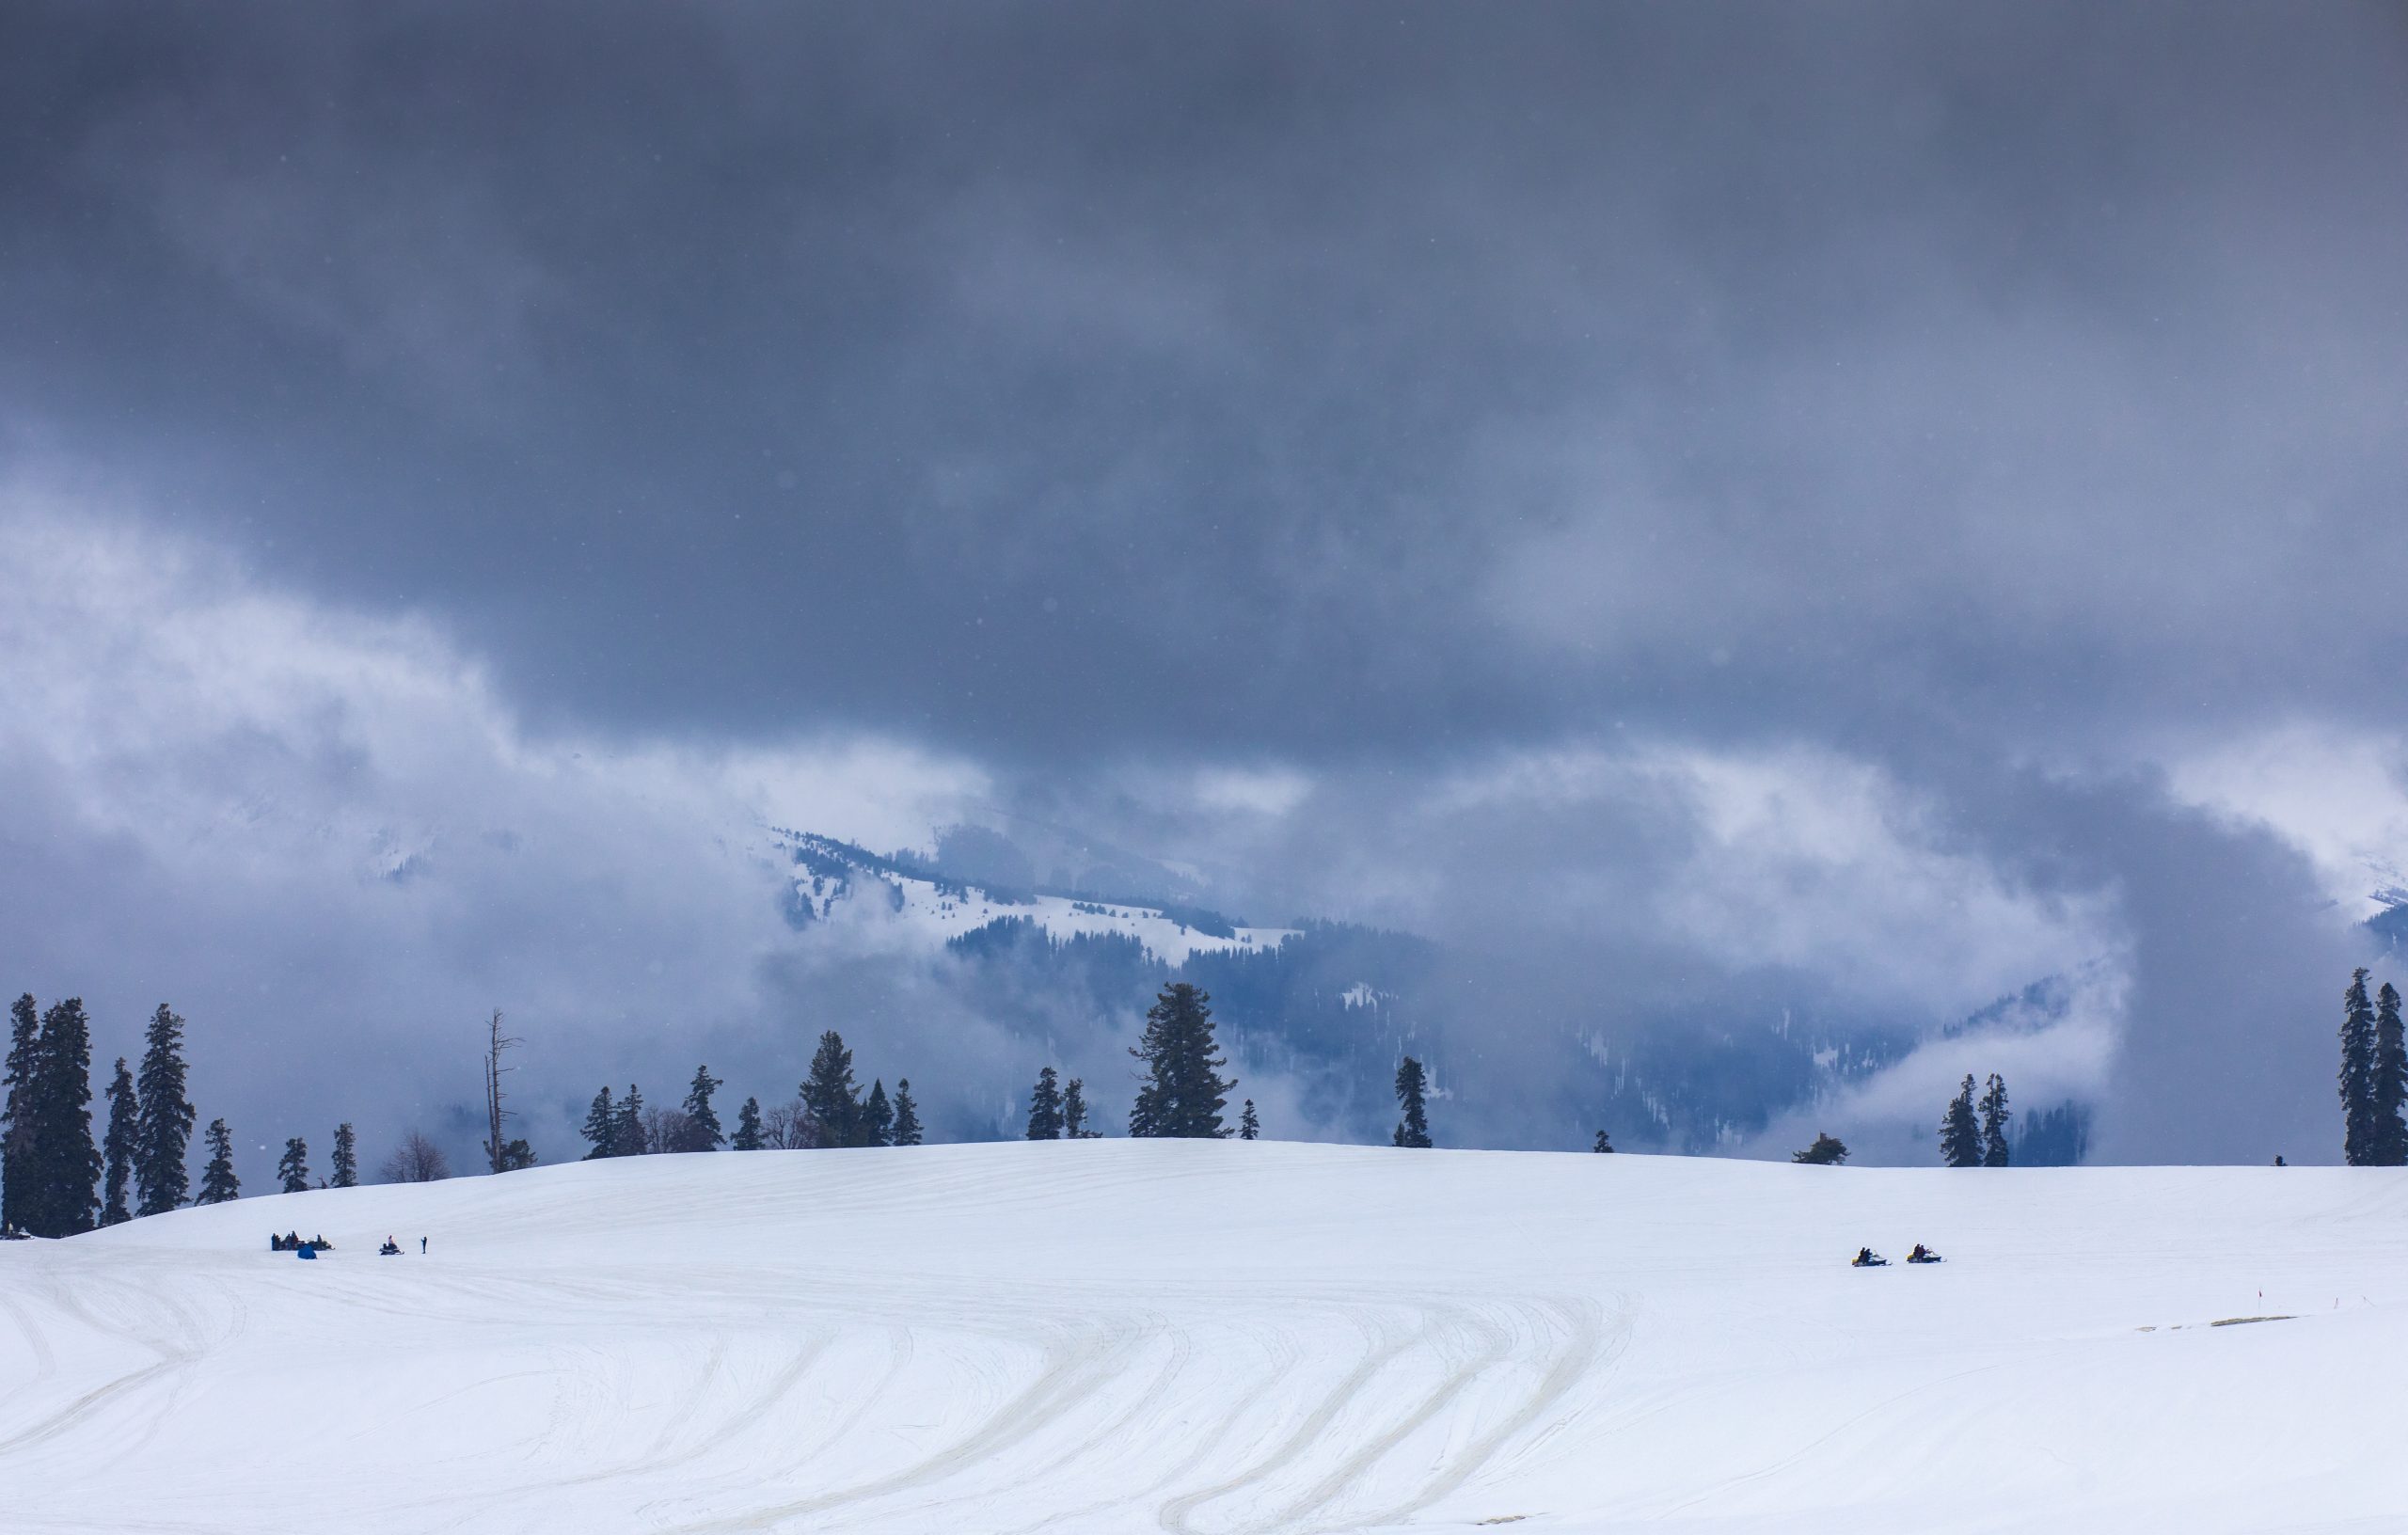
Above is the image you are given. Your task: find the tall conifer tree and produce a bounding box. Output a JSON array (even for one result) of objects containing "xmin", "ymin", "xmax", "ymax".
[
  {"xmin": 610, "ymin": 1084, "xmax": 646, "ymax": 1156},
  {"xmin": 580, "ymin": 1086, "xmax": 618, "ymax": 1160},
  {"xmin": 1978, "ymin": 1073, "xmax": 2012, "ymax": 1167},
  {"xmin": 1059, "ymin": 1077, "xmax": 1087, "ymax": 1139},
  {"xmin": 101, "ymin": 1058, "xmax": 136, "ymax": 1225},
  {"xmin": 732, "ymin": 1096, "xmax": 766, "ymax": 1150},
  {"xmin": 2, "ymin": 994, "xmax": 39, "ymax": 1230},
  {"xmin": 1391, "ymin": 1057, "xmax": 1433, "ymax": 1147},
  {"xmin": 134, "ymin": 1004, "xmax": 195, "ymax": 1216},
  {"xmin": 194, "ymin": 1118, "xmax": 240, "ymax": 1205},
  {"xmin": 277, "ymin": 1137, "xmax": 311, "ymax": 1194},
  {"xmin": 863, "ymin": 1080, "xmax": 895, "ymax": 1147},
  {"xmin": 330, "ymin": 1122, "xmax": 358, "ymax": 1188},
  {"xmin": 892, "ymin": 1080, "xmax": 924, "ymax": 1146},
  {"xmin": 801, "ymin": 1031, "xmax": 863, "ymax": 1147},
  {"xmin": 2372, "ymin": 981, "xmax": 2408, "ymax": 1167},
  {"xmin": 26, "ymin": 998, "xmax": 102, "ymax": 1236},
  {"xmin": 1025, "ymin": 1067, "xmax": 1066, "ymax": 1139},
  {"xmin": 2341, "ymin": 968, "xmax": 2380, "ymax": 1165},
  {"xmin": 1939, "ymin": 1074, "xmax": 1982, "ymax": 1167},
  {"xmin": 678, "ymin": 1065, "xmax": 725, "ymax": 1151},
  {"xmin": 1239, "ymin": 1100, "xmax": 1259, "ymax": 1140},
  {"xmin": 1127, "ymin": 983, "xmax": 1232, "ymax": 1138}
]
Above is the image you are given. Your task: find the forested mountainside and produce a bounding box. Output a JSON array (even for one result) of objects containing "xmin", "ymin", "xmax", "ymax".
[{"xmin": 774, "ymin": 829, "xmax": 2099, "ymax": 1158}]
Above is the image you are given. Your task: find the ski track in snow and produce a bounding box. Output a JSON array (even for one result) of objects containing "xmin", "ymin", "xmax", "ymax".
[{"xmin": 6, "ymin": 1142, "xmax": 2408, "ymax": 1533}]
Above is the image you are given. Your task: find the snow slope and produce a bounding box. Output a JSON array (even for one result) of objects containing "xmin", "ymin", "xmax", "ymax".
[
  {"xmin": 779, "ymin": 832, "xmax": 1295, "ymax": 966},
  {"xmin": 5, "ymin": 1144, "xmax": 2407, "ymax": 1534},
  {"xmin": 865, "ymin": 882, "xmax": 1294, "ymax": 966}
]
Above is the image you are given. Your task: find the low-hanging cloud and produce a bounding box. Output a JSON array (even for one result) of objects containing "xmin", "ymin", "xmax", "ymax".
[
  {"xmin": 0, "ymin": 494, "xmax": 2387, "ymax": 1166},
  {"xmin": 2, "ymin": 3, "xmax": 2403, "ymax": 1166},
  {"xmin": 0, "ymin": 498, "xmax": 992, "ymax": 1177}
]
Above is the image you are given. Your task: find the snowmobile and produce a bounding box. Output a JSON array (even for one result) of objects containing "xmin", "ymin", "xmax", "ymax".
[
  {"xmin": 1850, "ymin": 1247, "xmax": 1888, "ymax": 1267},
  {"xmin": 1906, "ymin": 1244, "xmax": 1945, "ymax": 1264},
  {"xmin": 378, "ymin": 1239, "xmax": 403, "ymax": 1257}
]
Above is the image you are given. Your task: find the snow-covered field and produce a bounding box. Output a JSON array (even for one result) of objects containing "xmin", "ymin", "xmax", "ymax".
[{"xmin": 6, "ymin": 1143, "xmax": 2406, "ymax": 1533}]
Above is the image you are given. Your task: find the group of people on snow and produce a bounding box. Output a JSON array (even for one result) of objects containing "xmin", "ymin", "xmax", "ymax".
[
  {"xmin": 1851, "ymin": 1243, "xmax": 1944, "ymax": 1266},
  {"xmin": 266, "ymin": 1229, "xmax": 426, "ymax": 1257}
]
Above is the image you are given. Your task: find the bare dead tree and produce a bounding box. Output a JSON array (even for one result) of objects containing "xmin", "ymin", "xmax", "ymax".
[
  {"xmin": 381, "ymin": 1130, "xmax": 452, "ymax": 1183},
  {"xmin": 482, "ymin": 1009, "xmax": 523, "ymax": 1174},
  {"xmin": 761, "ymin": 1099, "xmax": 822, "ymax": 1149},
  {"xmin": 642, "ymin": 1105, "xmax": 697, "ymax": 1155}
]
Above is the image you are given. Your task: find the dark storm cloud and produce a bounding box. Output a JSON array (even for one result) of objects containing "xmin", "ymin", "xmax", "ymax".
[
  {"xmin": 7, "ymin": 2, "xmax": 2404, "ymax": 761},
  {"xmin": 5, "ymin": 4, "xmax": 2405, "ymax": 1167}
]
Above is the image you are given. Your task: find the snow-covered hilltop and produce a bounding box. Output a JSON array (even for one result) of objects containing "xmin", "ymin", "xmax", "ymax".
[
  {"xmin": 772, "ymin": 828, "xmax": 1297, "ymax": 966},
  {"xmin": 8, "ymin": 1143, "xmax": 2407, "ymax": 1533}
]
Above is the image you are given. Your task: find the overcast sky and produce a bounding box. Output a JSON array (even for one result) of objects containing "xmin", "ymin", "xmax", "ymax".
[{"xmin": 5, "ymin": 3, "xmax": 2406, "ymax": 1169}]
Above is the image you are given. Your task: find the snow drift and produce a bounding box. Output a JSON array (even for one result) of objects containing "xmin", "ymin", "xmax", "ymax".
[{"xmin": 5, "ymin": 1142, "xmax": 2405, "ymax": 1532}]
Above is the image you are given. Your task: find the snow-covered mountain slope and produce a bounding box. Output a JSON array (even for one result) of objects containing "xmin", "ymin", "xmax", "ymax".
[
  {"xmin": 8, "ymin": 1144, "xmax": 2407, "ymax": 1534},
  {"xmin": 775, "ymin": 829, "xmax": 1296, "ymax": 965}
]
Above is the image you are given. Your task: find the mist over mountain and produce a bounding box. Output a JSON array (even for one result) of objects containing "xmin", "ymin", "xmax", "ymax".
[
  {"xmin": 6, "ymin": 5, "xmax": 2408, "ymax": 1177},
  {"xmin": 696, "ymin": 823, "xmax": 2396, "ymax": 1166}
]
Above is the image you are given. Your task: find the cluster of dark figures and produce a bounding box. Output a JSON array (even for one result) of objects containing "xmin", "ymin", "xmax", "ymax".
[
  {"xmin": 1851, "ymin": 1244, "xmax": 1945, "ymax": 1267},
  {"xmin": 271, "ymin": 1229, "xmax": 424, "ymax": 1257}
]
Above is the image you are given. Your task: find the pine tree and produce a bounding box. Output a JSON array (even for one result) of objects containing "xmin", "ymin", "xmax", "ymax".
[
  {"xmin": 25, "ymin": 998, "xmax": 102, "ymax": 1236},
  {"xmin": 2341, "ymin": 968, "xmax": 2380, "ymax": 1165},
  {"xmin": 1592, "ymin": 1130, "xmax": 1614, "ymax": 1152},
  {"xmin": 801, "ymin": 1031, "xmax": 863, "ymax": 1147},
  {"xmin": 1059, "ymin": 1077, "xmax": 1089, "ymax": 1139},
  {"xmin": 1978, "ymin": 1074, "xmax": 2012, "ymax": 1167},
  {"xmin": 1792, "ymin": 1131, "xmax": 1846, "ymax": 1164},
  {"xmin": 330, "ymin": 1122, "xmax": 358, "ymax": 1188},
  {"xmin": 101, "ymin": 1058, "xmax": 135, "ymax": 1226},
  {"xmin": 611, "ymin": 1084, "xmax": 646, "ymax": 1156},
  {"xmin": 892, "ymin": 1080, "xmax": 924, "ymax": 1146},
  {"xmin": 732, "ymin": 1096, "xmax": 766, "ymax": 1150},
  {"xmin": 1127, "ymin": 983, "xmax": 1233, "ymax": 1138},
  {"xmin": 1939, "ymin": 1074, "xmax": 1982, "ymax": 1168},
  {"xmin": 1391, "ymin": 1056, "xmax": 1432, "ymax": 1148},
  {"xmin": 2, "ymin": 994, "xmax": 36, "ymax": 1231},
  {"xmin": 2372, "ymin": 982, "xmax": 2408, "ymax": 1167},
  {"xmin": 1239, "ymin": 1100, "xmax": 1259, "ymax": 1140},
  {"xmin": 1025, "ymin": 1066, "xmax": 1066, "ymax": 1140},
  {"xmin": 277, "ymin": 1137, "xmax": 310, "ymax": 1194},
  {"xmin": 493, "ymin": 1138, "xmax": 537, "ymax": 1170},
  {"xmin": 580, "ymin": 1086, "xmax": 618, "ymax": 1160},
  {"xmin": 134, "ymin": 1004, "xmax": 195, "ymax": 1217},
  {"xmin": 194, "ymin": 1117, "xmax": 240, "ymax": 1205},
  {"xmin": 863, "ymin": 1079, "xmax": 895, "ymax": 1147},
  {"xmin": 678, "ymin": 1065, "xmax": 726, "ymax": 1151}
]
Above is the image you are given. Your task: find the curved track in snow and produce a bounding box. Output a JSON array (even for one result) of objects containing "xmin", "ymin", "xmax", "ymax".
[{"xmin": 6, "ymin": 1142, "xmax": 2408, "ymax": 1533}]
